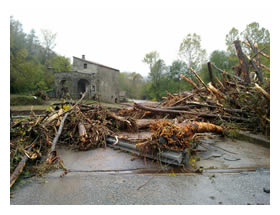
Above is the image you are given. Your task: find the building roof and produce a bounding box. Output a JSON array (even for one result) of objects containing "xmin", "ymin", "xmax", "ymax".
[{"xmin": 73, "ymin": 56, "xmax": 119, "ymax": 72}]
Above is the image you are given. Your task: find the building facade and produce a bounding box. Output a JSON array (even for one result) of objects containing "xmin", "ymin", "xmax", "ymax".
[{"xmin": 54, "ymin": 55, "xmax": 120, "ymax": 103}]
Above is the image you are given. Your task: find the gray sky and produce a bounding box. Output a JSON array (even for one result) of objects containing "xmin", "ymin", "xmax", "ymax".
[{"xmin": 10, "ymin": 0, "xmax": 272, "ymax": 77}]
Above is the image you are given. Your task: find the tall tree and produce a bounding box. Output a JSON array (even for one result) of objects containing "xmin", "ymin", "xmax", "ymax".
[
  {"xmin": 10, "ymin": 17, "xmax": 71, "ymax": 93},
  {"xmin": 225, "ymin": 27, "xmax": 239, "ymax": 55},
  {"xmin": 41, "ymin": 29, "xmax": 57, "ymax": 64},
  {"xmin": 168, "ymin": 60, "xmax": 188, "ymax": 81},
  {"xmin": 143, "ymin": 51, "xmax": 159, "ymax": 71},
  {"xmin": 241, "ymin": 22, "xmax": 270, "ymax": 45},
  {"xmin": 178, "ymin": 33, "xmax": 207, "ymax": 71},
  {"xmin": 148, "ymin": 59, "xmax": 166, "ymax": 100}
]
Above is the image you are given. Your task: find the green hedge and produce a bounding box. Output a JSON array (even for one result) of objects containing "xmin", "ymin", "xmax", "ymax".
[{"xmin": 10, "ymin": 95, "xmax": 44, "ymax": 106}]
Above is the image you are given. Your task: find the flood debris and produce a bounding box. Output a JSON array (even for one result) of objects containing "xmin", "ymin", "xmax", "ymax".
[{"xmin": 10, "ymin": 39, "xmax": 269, "ymax": 187}]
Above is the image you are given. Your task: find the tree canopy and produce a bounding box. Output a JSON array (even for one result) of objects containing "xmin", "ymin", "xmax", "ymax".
[
  {"xmin": 178, "ymin": 33, "xmax": 207, "ymax": 71},
  {"xmin": 10, "ymin": 16, "xmax": 72, "ymax": 94}
]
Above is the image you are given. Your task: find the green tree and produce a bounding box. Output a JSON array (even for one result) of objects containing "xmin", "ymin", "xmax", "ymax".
[
  {"xmin": 225, "ymin": 22, "xmax": 270, "ymax": 80},
  {"xmin": 166, "ymin": 60, "xmax": 193, "ymax": 93},
  {"xmin": 10, "ymin": 17, "xmax": 71, "ymax": 94},
  {"xmin": 199, "ymin": 50, "xmax": 239, "ymax": 84},
  {"xmin": 178, "ymin": 33, "xmax": 207, "ymax": 71},
  {"xmin": 225, "ymin": 27, "xmax": 239, "ymax": 55},
  {"xmin": 241, "ymin": 22, "xmax": 270, "ymax": 45},
  {"xmin": 143, "ymin": 51, "xmax": 159, "ymax": 71},
  {"xmin": 47, "ymin": 56, "xmax": 72, "ymax": 73},
  {"xmin": 41, "ymin": 29, "xmax": 57, "ymax": 64},
  {"xmin": 148, "ymin": 59, "xmax": 166, "ymax": 100},
  {"xmin": 119, "ymin": 72, "xmax": 146, "ymax": 99}
]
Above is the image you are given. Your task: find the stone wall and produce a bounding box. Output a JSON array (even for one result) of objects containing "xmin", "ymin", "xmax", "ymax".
[
  {"xmin": 96, "ymin": 67, "xmax": 120, "ymax": 103},
  {"xmin": 73, "ymin": 57, "xmax": 98, "ymax": 74},
  {"xmin": 54, "ymin": 56, "xmax": 120, "ymax": 103}
]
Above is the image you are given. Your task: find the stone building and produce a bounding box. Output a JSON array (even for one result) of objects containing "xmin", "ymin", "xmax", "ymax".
[{"xmin": 54, "ymin": 55, "xmax": 120, "ymax": 103}]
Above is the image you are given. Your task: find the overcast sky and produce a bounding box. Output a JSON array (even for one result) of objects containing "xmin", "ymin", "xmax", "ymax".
[{"xmin": 10, "ymin": 0, "xmax": 272, "ymax": 77}]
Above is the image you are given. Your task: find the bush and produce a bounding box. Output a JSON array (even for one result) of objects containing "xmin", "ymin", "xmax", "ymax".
[
  {"xmin": 10, "ymin": 95, "xmax": 44, "ymax": 106},
  {"xmin": 34, "ymin": 90, "xmax": 49, "ymax": 101}
]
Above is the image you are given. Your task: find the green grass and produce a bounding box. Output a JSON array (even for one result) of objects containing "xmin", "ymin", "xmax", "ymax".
[
  {"xmin": 10, "ymin": 95, "xmax": 44, "ymax": 106},
  {"xmin": 10, "ymin": 105, "xmax": 49, "ymax": 112}
]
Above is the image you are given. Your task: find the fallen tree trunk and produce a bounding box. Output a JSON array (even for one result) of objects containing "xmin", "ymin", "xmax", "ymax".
[
  {"xmin": 134, "ymin": 103, "xmax": 250, "ymax": 122},
  {"xmin": 165, "ymin": 103, "xmax": 247, "ymax": 115},
  {"xmin": 46, "ymin": 112, "xmax": 70, "ymax": 162},
  {"xmin": 179, "ymin": 121, "xmax": 223, "ymax": 134},
  {"xmin": 10, "ymin": 136, "xmax": 39, "ymax": 188}
]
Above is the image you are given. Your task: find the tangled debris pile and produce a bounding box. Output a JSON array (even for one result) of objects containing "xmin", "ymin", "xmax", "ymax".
[
  {"xmin": 136, "ymin": 120, "xmax": 223, "ymax": 152},
  {"xmin": 132, "ymin": 41, "xmax": 270, "ymax": 135},
  {"xmin": 10, "ymin": 94, "xmax": 136, "ymax": 187},
  {"xmin": 10, "ymin": 39, "xmax": 269, "ymax": 187}
]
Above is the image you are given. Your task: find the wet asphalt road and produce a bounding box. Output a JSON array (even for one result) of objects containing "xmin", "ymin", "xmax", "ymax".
[
  {"xmin": 10, "ymin": 169, "xmax": 269, "ymax": 205},
  {"xmin": 10, "ymin": 143, "xmax": 270, "ymax": 205}
]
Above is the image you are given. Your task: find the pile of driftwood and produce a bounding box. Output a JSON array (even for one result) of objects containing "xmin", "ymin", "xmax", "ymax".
[
  {"xmin": 10, "ymin": 39, "xmax": 269, "ymax": 188},
  {"xmin": 129, "ymin": 40, "xmax": 270, "ymax": 136},
  {"xmin": 10, "ymin": 93, "xmax": 136, "ymax": 187}
]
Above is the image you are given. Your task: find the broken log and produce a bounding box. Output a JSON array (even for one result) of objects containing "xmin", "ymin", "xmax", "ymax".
[
  {"xmin": 207, "ymin": 62, "xmax": 216, "ymax": 87},
  {"xmin": 208, "ymin": 82, "xmax": 226, "ymax": 100},
  {"xmin": 246, "ymin": 54, "xmax": 264, "ymax": 84},
  {"xmin": 234, "ymin": 40, "xmax": 250, "ymax": 84},
  {"xmin": 134, "ymin": 103, "xmax": 250, "ymax": 122},
  {"xmin": 169, "ymin": 93, "xmax": 194, "ymax": 107},
  {"xmin": 108, "ymin": 112, "xmax": 132, "ymax": 128},
  {"xmin": 43, "ymin": 108, "xmax": 64, "ymax": 126},
  {"xmin": 212, "ymin": 63, "xmax": 244, "ymax": 82},
  {"xmin": 10, "ymin": 136, "xmax": 39, "ymax": 188},
  {"xmin": 49, "ymin": 112, "xmax": 70, "ymax": 155},
  {"xmin": 179, "ymin": 121, "xmax": 223, "ymax": 134},
  {"xmin": 79, "ymin": 122, "xmax": 88, "ymax": 142},
  {"xmin": 190, "ymin": 68, "xmax": 210, "ymax": 92},
  {"xmin": 244, "ymin": 38, "xmax": 264, "ymax": 84},
  {"xmin": 165, "ymin": 103, "xmax": 247, "ymax": 115},
  {"xmin": 255, "ymin": 83, "xmax": 270, "ymax": 100},
  {"xmin": 252, "ymin": 59, "xmax": 270, "ymax": 73},
  {"xmin": 180, "ymin": 74, "xmax": 199, "ymax": 90},
  {"xmin": 243, "ymin": 41, "xmax": 270, "ymax": 59}
]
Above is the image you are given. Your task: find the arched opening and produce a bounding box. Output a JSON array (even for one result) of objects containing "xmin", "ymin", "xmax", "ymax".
[
  {"xmin": 59, "ymin": 79, "xmax": 72, "ymax": 98},
  {"xmin": 77, "ymin": 79, "xmax": 89, "ymax": 94}
]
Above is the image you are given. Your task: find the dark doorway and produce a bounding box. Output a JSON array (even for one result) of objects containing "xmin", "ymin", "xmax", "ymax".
[{"xmin": 78, "ymin": 79, "xmax": 89, "ymax": 93}]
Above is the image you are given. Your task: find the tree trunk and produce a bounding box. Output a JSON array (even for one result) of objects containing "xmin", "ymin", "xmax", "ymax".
[
  {"xmin": 10, "ymin": 136, "xmax": 39, "ymax": 188},
  {"xmin": 234, "ymin": 40, "xmax": 250, "ymax": 84},
  {"xmin": 134, "ymin": 103, "xmax": 250, "ymax": 122},
  {"xmin": 207, "ymin": 62, "xmax": 216, "ymax": 87}
]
